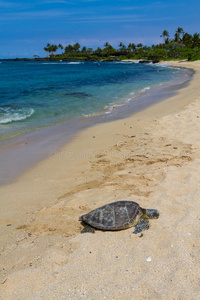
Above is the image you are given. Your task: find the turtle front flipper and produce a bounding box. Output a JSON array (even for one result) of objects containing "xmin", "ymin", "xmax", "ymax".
[
  {"xmin": 133, "ymin": 219, "xmax": 149, "ymax": 234},
  {"xmin": 81, "ymin": 222, "xmax": 95, "ymax": 234}
]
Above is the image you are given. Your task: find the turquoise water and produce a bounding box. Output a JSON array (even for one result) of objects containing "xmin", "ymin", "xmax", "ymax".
[{"xmin": 0, "ymin": 61, "xmax": 186, "ymax": 141}]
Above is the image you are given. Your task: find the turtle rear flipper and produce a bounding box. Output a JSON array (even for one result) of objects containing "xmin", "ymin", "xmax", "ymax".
[
  {"xmin": 81, "ymin": 222, "xmax": 95, "ymax": 234},
  {"xmin": 133, "ymin": 219, "xmax": 149, "ymax": 234}
]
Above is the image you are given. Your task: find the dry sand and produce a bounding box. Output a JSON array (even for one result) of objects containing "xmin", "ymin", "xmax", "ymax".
[{"xmin": 0, "ymin": 61, "xmax": 200, "ymax": 299}]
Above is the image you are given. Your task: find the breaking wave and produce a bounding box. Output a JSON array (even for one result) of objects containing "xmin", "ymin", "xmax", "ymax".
[{"xmin": 0, "ymin": 106, "xmax": 34, "ymax": 124}]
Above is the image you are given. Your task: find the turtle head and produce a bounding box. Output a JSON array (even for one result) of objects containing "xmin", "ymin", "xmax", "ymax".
[{"xmin": 145, "ymin": 209, "xmax": 159, "ymax": 219}]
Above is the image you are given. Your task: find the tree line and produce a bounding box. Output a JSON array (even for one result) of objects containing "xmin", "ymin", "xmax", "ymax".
[{"xmin": 43, "ymin": 28, "xmax": 200, "ymax": 61}]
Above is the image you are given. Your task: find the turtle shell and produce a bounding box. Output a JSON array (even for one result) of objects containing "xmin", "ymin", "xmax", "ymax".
[{"xmin": 79, "ymin": 201, "xmax": 143, "ymax": 230}]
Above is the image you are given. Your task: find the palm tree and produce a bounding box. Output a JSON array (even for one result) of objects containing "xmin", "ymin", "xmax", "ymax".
[
  {"xmin": 81, "ymin": 46, "xmax": 87, "ymax": 54},
  {"xmin": 175, "ymin": 27, "xmax": 184, "ymax": 43},
  {"xmin": 174, "ymin": 33, "xmax": 179, "ymax": 43},
  {"xmin": 49, "ymin": 45, "xmax": 58, "ymax": 55},
  {"xmin": 95, "ymin": 47, "xmax": 102, "ymax": 55},
  {"xmin": 104, "ymin": 42, "xmax": 110, "ymax": 47},
  {"xmin": 65, "ymin": 44, "xmax": 74, "ymax": 55},
  {"xmin": 58, "ymin": 44, "xmax": 64, "ymax": 54},
  {"xmin": 137, "ymin": 43, "xmax": 143, "ymax": 48},
  {"xmin": 128, "ymin": 43, "xmax": 136, "ymax": 52},
  {"xmin": 44, "ymin": 47, "xmax": 48, "ymax": 57},
  {"xmin": 118, "ymin": 42, "xmax": 126, "ymax": 51},
  {"xmin": 103, "ymin": 44, "xmax": 115, "ymax": 56},
  {"xmin": 44, "ymin": 43, "xmax": 51, "ymax": 57},
  {"xmin": 87, "ymin": 48, "xmax": 93, "ymax": 54},
  {"xmin": 161, "ymin": 30, "xmax": 169, "ymax": 44},
  {"xmin": 192, "ymin": 33, "xmax": 200, "ymax": 48},
  {"xmin": 74, "ymin": 43, "xmax": 80, "ymax": 53},
  {"xmin": 183, "ymin": 33, "xmax": 193, "ymax": 47}
]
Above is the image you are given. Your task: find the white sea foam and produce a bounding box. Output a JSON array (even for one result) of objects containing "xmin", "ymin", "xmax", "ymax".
[
  {"xmin": 42, "ymin": 62, "xmax": 69, "ymax": 65},
  {"xmin": 82, "ymin": 111, "xmax": 99, "ymax": 117},
  {"xmin": 157, "ymin": 63, "xmax": 169, "ymax": 67},
  {"xmin": 125, "ymin": 98, "xmax": 133, "ymax": 102},
  {"xmin": 0, "ymin": 107, "xmax": 34, "ymax": 124},
  {"xmin": 104, "ymin": 105, "xmax": 113, "ymax": 114},
  {"xmin": 113, "ymin": 61, "xmax": 134, "ymax": 64},
  {"xmin": 142, "ymin": 86, "xmax": 150, "ymax": 92},
  {"xmin": 105, "ymin": 108, "xmax": 114, "ymax": 114},
  {"xmin": 104, "ymin": 103, "xmax": 123, "ymax": 114},
  {"xmin": 67, "ymin": 62, "xmax": 83, "ymax": 64},
  {"xmin": 157, "ymin": 63, "xmax": 179, "ymax": 70},
  {"xmin": 124, "ymin": 92, "xmax": 135, "ymax": 103},
  {"xmin": 152, "ymin": 63, "xmax": 180, "ymax": 72}
]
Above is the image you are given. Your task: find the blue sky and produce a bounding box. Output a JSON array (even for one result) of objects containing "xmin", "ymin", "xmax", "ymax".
[{"xmin": 0, "ymin": 0, "xmax": 200, "ymax": 58}]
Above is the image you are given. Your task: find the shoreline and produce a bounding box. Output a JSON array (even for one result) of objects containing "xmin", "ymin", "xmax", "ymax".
[
  {"xmin": 1, "ymin": 60, "xmax": 200, "ymax": 299},
  {"xmin": 0, "ymin": 62, "xmax": 193, "ymax": 186}
]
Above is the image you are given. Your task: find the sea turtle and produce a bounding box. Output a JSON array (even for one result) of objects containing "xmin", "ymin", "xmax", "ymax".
[{"xmin": 79, "ymin": 200, "xmax": 159, "ymax": 234}]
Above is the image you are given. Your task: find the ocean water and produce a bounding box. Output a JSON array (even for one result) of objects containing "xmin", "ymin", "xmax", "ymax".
[{"xmin": 0, "ymin": 61, "xmax": 189, "ymax": 141}]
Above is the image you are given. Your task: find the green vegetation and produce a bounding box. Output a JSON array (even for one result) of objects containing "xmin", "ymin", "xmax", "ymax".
[{"xmin": 43, "ymin": 28, "xmax": 200, "ymax": 61}]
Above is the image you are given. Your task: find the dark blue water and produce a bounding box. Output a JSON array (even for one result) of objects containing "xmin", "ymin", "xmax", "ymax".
[{"xmin": 0, "ymin": 61, "xmax": 187, "ymax": 141}]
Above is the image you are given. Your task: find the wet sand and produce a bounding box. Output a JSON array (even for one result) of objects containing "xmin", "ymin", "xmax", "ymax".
[{"xmin": 0, "ymin": 60, "xmax": 200, "ymax": 299}]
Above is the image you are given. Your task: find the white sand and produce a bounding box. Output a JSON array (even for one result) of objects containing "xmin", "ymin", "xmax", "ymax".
[{"xmin": 0, "ymin": 61, "xmax": 200, "ymax": 299}]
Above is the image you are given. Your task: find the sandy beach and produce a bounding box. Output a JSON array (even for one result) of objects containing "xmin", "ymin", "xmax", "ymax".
[{"xmin": 0, "ymin": 60, "xmax": 200, "ymax": 299}]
